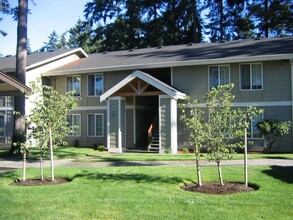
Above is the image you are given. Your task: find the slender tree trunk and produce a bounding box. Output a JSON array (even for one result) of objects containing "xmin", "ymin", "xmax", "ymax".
[
  {"xmin": 49, "ymin": 127, "xmax": 55, "ymax": 181},
  {"xmin": 217, "ymin": 162, "xmax": 224, "ymax": 186},
  {"xmin": 10, "ymin": 0, "xmax": 28, "ymax": 155},
  {"xmin": 22, "ymin": 149, "xmax": 26, "ymax": 181},
  {"xmin": 219, "ymin": 0, "xmax": 224, "ymax": 41},
  {"xmin": 264, "ymin": 0, "xmax": 269, "ymax": 37},
  {"xmin": 195, "ymin": 147, "xmax": 202, "ymax": 186},
  {"xmin": 40, "ymin": 148, "xmax": 44, "ymax": 180},
  {"xmin": 244, "ymin": 128, "xmax": 248, "ymax": 187}
]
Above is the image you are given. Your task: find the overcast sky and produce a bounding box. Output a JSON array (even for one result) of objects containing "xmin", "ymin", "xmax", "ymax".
[{"xmin": 1, "ymin": 0, "xmax": 87, "ymax": 56}]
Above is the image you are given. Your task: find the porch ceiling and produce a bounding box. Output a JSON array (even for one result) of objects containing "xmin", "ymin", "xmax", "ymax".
[
  {"xmin": 100, "ymin": 70, "xmax": 186, "ymax": 101},
  {"xmin": 0, "ymin": 71, "xmax": 31, "ymax": 96}
]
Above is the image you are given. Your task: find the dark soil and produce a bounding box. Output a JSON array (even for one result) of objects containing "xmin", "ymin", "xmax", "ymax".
[
  {"xmin": 10, "ymin": 178, "xmax": 70, "ymax": 186},
  {"xmin": 181, "ymin": 182, "xmax": 257, "ymax": 195}
]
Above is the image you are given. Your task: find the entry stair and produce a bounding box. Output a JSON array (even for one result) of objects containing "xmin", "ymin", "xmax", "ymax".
[{"xmin": 148, "ymin": 131, "xmax": 160, "ymax": 151}]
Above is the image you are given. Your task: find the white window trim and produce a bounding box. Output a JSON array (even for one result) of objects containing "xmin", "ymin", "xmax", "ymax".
[
  {"xmin": 0, "ymin": 114, "xmax": 5, "ymax": 137},
  {"xmin": 248, "ymin": 112, "xmax": 264, "ymax": 140},
  {"xmin": 65, "ymin": 75, "xmax": 81, "ymax": 97},
  {"xmin": 67, "ymin": 114, "xmax": 81, "ymax": 137},
  {"xmin": 87, "ymin": 113, "xmax": 104, "ymax": 137},
  {"xmin": 239, "ymin": 63, "xmax": 263, "ymax": 91},
  {"xmin": 208, "ymin": 64, "xmax": 230, "ymax": 90},
  {"xmin": 87, "ymin": 73, "xmax": 104, "ymax": 97}
]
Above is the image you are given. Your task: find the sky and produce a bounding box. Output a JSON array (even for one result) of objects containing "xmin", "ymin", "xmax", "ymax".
[{"xmin": 0, "ymin": 0, "xmax": 88, "ymax": 56}]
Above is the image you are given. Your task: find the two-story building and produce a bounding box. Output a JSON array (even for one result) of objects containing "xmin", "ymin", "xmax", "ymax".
[{"xmin": 1, "ymin": 36, "xmax": 293, "ymax": 153}]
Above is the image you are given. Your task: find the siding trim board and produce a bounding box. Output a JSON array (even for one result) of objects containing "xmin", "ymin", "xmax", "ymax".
[{"xmin": 186, "ymin": 101, "xmax": 292, "ymax": 108}]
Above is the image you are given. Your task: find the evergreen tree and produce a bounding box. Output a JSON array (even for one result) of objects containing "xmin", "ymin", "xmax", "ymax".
[
  {"xmin": 204, "ymin": 0, "xmax": 229, "ymax": 42},
  {"xmin": 39, "ymin": 31, "xmax": 68, "ymax": 52},
  {"xmin": 10, "ymin": 0, "xmax": 28, "ymax": 155},
  {"xmin": 226, "ymin": 0, "xmax": 255, "ymax": 39},
  {"xmin": 67, "ymin": 19, "xmax": 99, "ymax": 53},
  {"xmin": 0, "ymin": 0, "xmax": 11, "ymax": 36},
  {"xmin": 249, "ymin": 0, "xmax": 293, "ymax": 37}
]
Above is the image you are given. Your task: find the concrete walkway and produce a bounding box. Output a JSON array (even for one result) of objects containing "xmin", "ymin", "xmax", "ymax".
[{"xmin": 0, "ymin": 157, "xmax": 292, "ymax": 173}]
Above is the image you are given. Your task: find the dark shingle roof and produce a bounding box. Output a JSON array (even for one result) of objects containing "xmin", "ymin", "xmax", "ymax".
[{"xmin": 47, "ymin": 36, "xmax": 293, "ymax": 74}]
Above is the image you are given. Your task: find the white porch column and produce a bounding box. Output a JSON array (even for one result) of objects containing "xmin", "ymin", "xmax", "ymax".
[
  {"xmin": 107, "ymin": 96, "xmax": 126, "ymax": 153},
  {"xmin": 159, "ymin": 95, "xmax": 178, "ymax": 154}
]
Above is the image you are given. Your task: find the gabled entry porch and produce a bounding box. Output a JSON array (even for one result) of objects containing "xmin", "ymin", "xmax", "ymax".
[{"xmin": 100, "ymin": 70, "xmax": 186, "ymax": 154}]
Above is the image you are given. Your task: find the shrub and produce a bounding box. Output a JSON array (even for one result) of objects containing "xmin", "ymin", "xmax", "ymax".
[
  {"xmin": 182, "ymin": 147, "xmax": 189, "ymax": 154},
  {"xmin": 97, "ymin": 144, "xmax": 105, "ymax": 152},
  {"xmin": 164, "ymin": 148, "xmax": 171, "ymax": 154}
]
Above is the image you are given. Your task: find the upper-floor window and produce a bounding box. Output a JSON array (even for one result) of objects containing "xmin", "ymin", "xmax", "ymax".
[
  {"xmin": 67, "ymin": 114, "xmax": 81, "ymax": 136},
  {"xmin": 240, "ymin": 63, "xmax": 262, "ymax": 90},
  {"xmin": 88, "ymin": 74, "xmax": 103, "ymax": 96},
  {"xmin": 66, "ymin": 76, "xmax": 81, "ymax": 96},
  {"xmin": 209, "ymin": 65, "xmax": 230, "ymax": 89},
  {"xmin": 88, "ymin": 114, "xmax": 104, "ymax": 137}
]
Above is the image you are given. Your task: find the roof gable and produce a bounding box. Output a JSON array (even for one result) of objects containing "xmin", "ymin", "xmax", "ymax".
[
  {"xmin": 100, "ymin": 70, "xmax": 186, "ymax": 101},
  {"xmin": 0, "ymin": 48, "xmax": 87, "ymax": 72}
]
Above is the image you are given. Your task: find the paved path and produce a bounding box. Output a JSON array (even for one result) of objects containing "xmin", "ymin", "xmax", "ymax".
[{"xmin": 0, "ymin": 158, "xmax": 292, "ymax": 173}]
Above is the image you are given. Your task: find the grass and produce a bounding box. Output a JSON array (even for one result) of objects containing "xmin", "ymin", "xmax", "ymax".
[
  {"xmin": 1, "ymin": 147, "xmax": 292, "ymax": 162},
  {"xmin": 0, "ymin": 165, "xmax": 292, "ymax": 219}
]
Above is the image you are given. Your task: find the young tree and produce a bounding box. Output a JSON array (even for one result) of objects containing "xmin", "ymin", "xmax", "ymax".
[
  {"xmin": 180, "ymin": 84, "xmax": 262, "ymax": 186},
  {"xmin": 28, "ymin": 82, "xmax": 78, "ymax": 181},
  {"xmin": 180, "ymin": 98, "xmax": 205, "ymax": 186}
]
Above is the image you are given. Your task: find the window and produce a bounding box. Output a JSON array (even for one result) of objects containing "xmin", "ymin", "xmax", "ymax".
[
  {"xmin": 240, "ymin": 63, "xmax": 262, "ymax": 90},
  {"xmin": 66, "ymin": 76, "xmax": 81, "ymax": 96},
  {"xmin": 67, "ymin": 114, "xmax": 81, "ymax": 136},
  {"xmin": 248, "ymin": 113, "xmax": 263, "ymax": 139},
  {"xmin": 209, "ymin": 65, "xmax": 230, "ymax": 89},
  {"xmin": 88, "ymin": 74, "xmax": 103, "ymax": 96},
  {"xmin": 0, "ymin": 115, "xmax": 5, "ymax": 137},
  {"xmin": 88, "ymin": 114, "xmax": 104, "ymax": 137}
]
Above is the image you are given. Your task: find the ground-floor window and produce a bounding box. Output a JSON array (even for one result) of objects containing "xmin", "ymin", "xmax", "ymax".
[
  {"xmin": 88, "ymin": 114, "xmax": 104, "ymax": 137},
  {"xmin": 248, "ymin": 113, "xmax": 263, "ymax": 139},
  {"xmin": 67, "ymin": 114, "xmax": 81, "ymax": 136},
  {"xmin": 0, "ymin": 114, "xmax": 5, "ymax": 137}
]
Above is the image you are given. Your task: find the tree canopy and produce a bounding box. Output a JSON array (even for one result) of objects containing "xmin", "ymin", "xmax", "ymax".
[{"xmin": 61, "ymin": 0, "xmax": 292, "ymax": 53}]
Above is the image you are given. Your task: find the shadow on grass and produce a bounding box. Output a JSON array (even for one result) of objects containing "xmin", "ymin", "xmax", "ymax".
[
  {"xmin": 0, "ymin": 170, "xmax": 19, "ymax": 180},
  {"xmin": 264, "ymin": 156, "xmax": 291, "ymax": 160},
  {"xmin": 262, "ymin": 166, "xmax": 293, "ymax": 184},
  {"xmin": 72, "ymin": 170, "xmax": 185, "ymax": 184}
]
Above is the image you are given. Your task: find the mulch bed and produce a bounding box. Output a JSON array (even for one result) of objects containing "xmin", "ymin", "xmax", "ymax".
[
  {"xmin": 181, "ymin": 182, "xmax": 257, "ymax": 195},
  {"xmin": 10, "ymin": 178, "xmax": 70, "ymax": 186}
]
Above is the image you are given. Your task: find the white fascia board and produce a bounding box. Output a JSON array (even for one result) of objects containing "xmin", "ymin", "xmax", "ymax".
[
  {"xmin": 44, "ymin": 54, "xmax": 293, "ymax": 76},
  {"xmin": 27, "ymin": 48, "xmax": 88, "ymax": 71},
  {"xmin": 100, "ymin": 74, "xmax": 136, "ymax": 102}
]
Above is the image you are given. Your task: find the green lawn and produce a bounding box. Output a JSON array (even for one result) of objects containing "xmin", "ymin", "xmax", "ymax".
[
  {"xmin": 0, "ymin": 165, "xmax": 292, "ymax": 219},
  {"xmin": 1, "ymin": 147, "xmax": 292, "ymax": 162}
]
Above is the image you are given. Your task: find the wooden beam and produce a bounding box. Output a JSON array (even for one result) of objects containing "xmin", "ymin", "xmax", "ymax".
[{"xmin": 114, "ymin": 91, "xmax": 164, "ymax": 97}]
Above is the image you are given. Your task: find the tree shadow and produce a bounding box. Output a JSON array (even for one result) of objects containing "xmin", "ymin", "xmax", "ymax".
[
  {"xmin": 262, "ymin": 166, "xmax": 293, "ymax": 184},
  {"xmin": 0, "ymin": 170, "xmax": 19, "ymax": 180},
  {"xmin": 72, "ymin": 170, "xmax": 185, "ymax": 185},
  {"xmin": 264, "ymin": 156, "xmax": 290, "ymax": 160}
]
